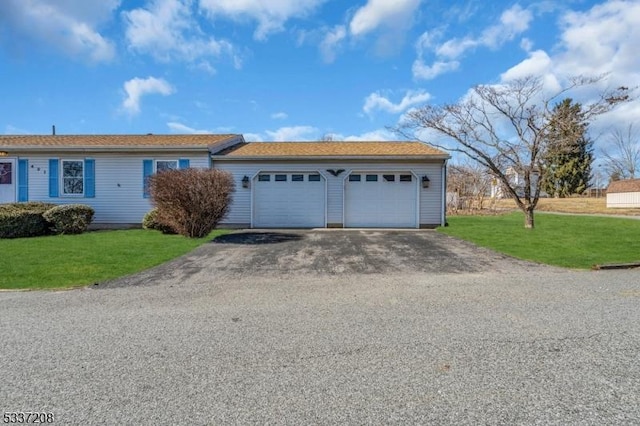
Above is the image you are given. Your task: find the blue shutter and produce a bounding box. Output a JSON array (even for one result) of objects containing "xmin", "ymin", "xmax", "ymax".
[
  {"xmin": 179, "ymin": 158, "xmax": 190, "ymax": 169},
  {"xmin": 49, "ymin": 159, "xmax": 59, "ymax": 198},
  {"xmin": 85, "ymin": 159, "xmax": 95, "ymax": 198},
  {"xmin": 18, "ymin": 159, "xmax": 28, "ymax": 202},
  {"xmin": 143, "ymin": 159, "xmax": 153, "ymax": 198}
]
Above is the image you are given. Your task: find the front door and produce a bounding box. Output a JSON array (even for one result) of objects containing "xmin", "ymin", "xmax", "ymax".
[{"xmin": 0, "ymin": 159, "xmax": 16, "ymax": 204}]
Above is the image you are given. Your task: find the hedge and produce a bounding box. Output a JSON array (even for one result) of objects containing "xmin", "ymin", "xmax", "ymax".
[
  {"xmin": 0, "ymin": 202, "xmax": 56, "ymax": 238},
  {"xmin": 43, "ymin": 204, "xmax": 95, "ymax": 235}
]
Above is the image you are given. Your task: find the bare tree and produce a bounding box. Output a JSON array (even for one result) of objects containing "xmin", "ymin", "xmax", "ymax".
[
  {"xmin": 601, "ymin": 124, "xmax": 640, "ymax": 180},
  {"xmin": 447, "ymin": 161, "xmax": 493, "ymax": 213},
  {"xmin": 399, "ymin": 75, "xmax": 630, "ymax": 228}
]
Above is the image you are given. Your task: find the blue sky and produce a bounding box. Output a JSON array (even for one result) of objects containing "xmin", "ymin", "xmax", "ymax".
[{"xmin": 1, "ymin": 0, "xmax": 638, "ymax": 147}]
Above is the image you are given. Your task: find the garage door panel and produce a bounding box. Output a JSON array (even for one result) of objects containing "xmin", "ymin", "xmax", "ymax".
[
  {"xmin": 345, "ymin": 172, "xmax": 417, "ymax": 228},
  {"xmin": 254, "ymin": 173, "xmax": 325, "ymax": 228}
]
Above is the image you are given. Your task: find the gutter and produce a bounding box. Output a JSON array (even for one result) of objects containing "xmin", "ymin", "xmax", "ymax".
[
  {"xmin": 0, "ymin": 146, "xmax": 216, "ymax": 153},
  {"xmin": 0, "ymin": 135, "xmax": 246, "ymax": 154}
]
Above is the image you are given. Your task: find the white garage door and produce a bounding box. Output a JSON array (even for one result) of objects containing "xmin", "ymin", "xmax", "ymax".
[
  {"xmin": 253, "ymin": 172, "xmax": 325, "ymax": 228},
  {"xmin": 345, "ymin": 172, "xmax": 418, "ymax": 228}
]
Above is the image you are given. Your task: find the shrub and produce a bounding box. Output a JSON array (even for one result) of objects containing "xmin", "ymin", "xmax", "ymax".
[
  {"xmin": 142, "ymin": 208, "xmax": 176, "ymax": 234},
  {"xmin": 0, "ymin": 210, "xmax": 48, "ymax": 239},
  {"xmin": 43, "ymin": 204, "xmax": 94, "ymax": 235},
  {"xmin": 0, "ymin": 202, "xmax": 57, "ymax": 214},
  {"xmin": 0, "ymin": 202, "xmax": 57, "ymax": 238},
  {"xmin": 149, "ymin": 168, "xmax": 234, "ymax": 238}
]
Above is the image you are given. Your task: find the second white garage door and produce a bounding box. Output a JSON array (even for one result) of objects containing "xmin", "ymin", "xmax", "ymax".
[
  {"xmin": 345, "ymin": 172, "xmax": 418, "ymax": 228},
  {"xmin": 253, "ymin": 172, "xmax": 326, "ymax": 228}
]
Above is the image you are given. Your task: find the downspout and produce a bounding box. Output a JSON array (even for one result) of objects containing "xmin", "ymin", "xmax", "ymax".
[{"xmin": 441, "ymin": 160, "xmax": 448, "ymax": 227}]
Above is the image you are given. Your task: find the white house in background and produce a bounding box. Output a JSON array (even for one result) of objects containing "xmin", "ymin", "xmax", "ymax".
[
  {"xmin": 490, "ymin": 166, "xmax": 541, "ymax": 198},
  {"xmin": 606, "ymin": 178, "xmax": 640, "ymax": 208},
  {"xmin": 0, "ymin": 135, "xmax": 450, "ymax": 228}
]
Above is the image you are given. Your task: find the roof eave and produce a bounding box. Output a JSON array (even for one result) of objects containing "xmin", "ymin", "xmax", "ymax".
[
  {"xmin": 0, "ymin": 145, "xmax": 216, "ymax": 153},
  {"xmin": 211, "ymin": 154, "xmax": 451, "ymax": 161}
]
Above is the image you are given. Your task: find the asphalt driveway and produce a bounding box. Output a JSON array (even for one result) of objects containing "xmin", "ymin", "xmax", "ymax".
[
  {"xmin": 101, "ymin": 229, "xmax": 547, "ymax": 288},
  {"xmin": 1, "ymin": 230, "xmax": 639, "ymax": 425}
]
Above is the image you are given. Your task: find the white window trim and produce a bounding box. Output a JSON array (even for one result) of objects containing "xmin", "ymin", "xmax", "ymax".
[
  {"xmin": 61, "ymin": 159, "xmax": 85, "ymax": 197},
  {"xmin": 154, "ymin": 159, "xmax": 179, "ymax": 173}
]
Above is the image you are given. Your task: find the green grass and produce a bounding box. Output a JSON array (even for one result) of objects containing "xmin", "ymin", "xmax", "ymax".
[
  {"xmin": 438, "ymin": 212, "xmax": 640, "ymax": 269},
  {"xmin": 0, "ymin": 229, "xmax": 228, "ymax": 290}
]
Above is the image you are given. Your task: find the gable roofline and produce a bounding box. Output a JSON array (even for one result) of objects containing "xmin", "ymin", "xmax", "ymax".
[
  {"xmin": 0, "ymin": 134, "xmax": 245, "ymax": 153},
  {"xmin": 607, "ymin": 178, "xmax": 640, "ymax": 193},
  {"xmin": 211, "ymin": 141, "xmax": 450, "ymax": 160}
]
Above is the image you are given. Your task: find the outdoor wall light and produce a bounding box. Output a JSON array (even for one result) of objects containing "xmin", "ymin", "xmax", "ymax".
[
  {"xmin": 242, "ymin": 175, "xmax": 250, "ymax": 189},
  {"xmin": 421, "ymin": 175, "xmax": 430, "ymax": 188},
  {"xmin": 0, "ymin": 151, "xmax": 8, "ymax": 157}
]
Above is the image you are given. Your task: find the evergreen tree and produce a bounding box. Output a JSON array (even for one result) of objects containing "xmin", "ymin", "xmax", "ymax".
[{"xmin": 542, "ymin": 99, "xmax": 593, "ymax": 198}]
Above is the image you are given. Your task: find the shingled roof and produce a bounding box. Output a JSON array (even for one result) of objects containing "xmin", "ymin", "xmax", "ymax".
[
  {"xmin": 0, "ymin": 134, "xmax": 243, "ymax": 151},
  {"xmin": 214, "ymin": 141, "xmax": 448, "ymax": 158},
  {"xmin": 607, "ymin": 178, "xmax": 640, "ymax": 193}
]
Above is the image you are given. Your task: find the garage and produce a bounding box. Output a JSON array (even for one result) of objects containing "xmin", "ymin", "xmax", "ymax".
[
  {"xmin": 213, "ymin": 141, "xmax": 449, "ymax": 228},
  {"xmin": 253, "ymin": 172, "xmax": 326, "ymax": 228},
  {"xmin": 345, "ymin": 172, "xmax": 418, "ymax": 228}
]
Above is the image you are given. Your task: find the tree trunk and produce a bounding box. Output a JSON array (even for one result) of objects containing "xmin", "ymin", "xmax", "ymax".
[{"xmin": 524, "ymin": 208, "xmax": 535, "ymax": 229}]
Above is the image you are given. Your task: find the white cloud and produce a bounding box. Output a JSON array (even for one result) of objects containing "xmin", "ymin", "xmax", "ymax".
[
  {"xmin": 243, "ymin": 133, "xmax": 264, "ymax": 142},
  {"xmin": 198, "ymin": 0, "xmax": 326, "ymax": 41},
  {"xmin": 343, "ymin": 129, "xmax": 396, "ymax": 141},
  {"xmin": 555, "ymin": 0, "xmax": 640, "ymax": 78},
  {"xmin": 122, "ymin": 77, "xmax": 175, "ymax": 115},
  {"xmin": 413, "ymin": 4, "xmax": 533, "ymax": 80},
  {"xmin": 167, "ymin": 122, "xmax": 212, "ymax": 134},
  {"xmin": 363, "ymin": 90, "xmax": 431, "ymax": 115},
  {"xmin": 265, "ymin": 126, "xmax": 319, "ymax": 141},
  {"xmin": 499, "ymin": 0, "xmax": 640, "ymax": 134},
  {"xmin": 349, "ymin": 0, "xmax": 422, "ymax": 57},
  {"xmin": 437, "ymin": 5, "xmax": 532, "ymax": 57},
  {"xmin": 0, "ymin": 0, "xmax": 118, "ymax": 62},
  {"xmin": 520, "ymin": 37, "xmax": 534, "ymax": 52},
  {"xmin": 501, "ymin": 49, "xmax": 552, "ymax": 80},
  {"xmin": 320, "ymin": 25, "xmax": 346, "ymax": 63},
  {"xmin": 350, "ymin": 0, "xmax": 421, "ymax": 37},
  {"xmin": 271, "ymin": 112, "xmax": 288, "ymax": 120},
  {"xmin": 412, "ymin": 60, "xmax": 459, "ymax": 81},
  {"xmin": 123, "ymin": 0, "xmax": 237, "ymax": 64},
  {"xmin": 500, "ymin": 49, "xmax": 561, "ymax": 93}
]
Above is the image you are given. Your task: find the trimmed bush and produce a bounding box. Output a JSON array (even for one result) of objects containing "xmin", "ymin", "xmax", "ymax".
[
  {"xmin": 0, "ymin": 202, "xmax": 57, "ymax": 214},
  {"xmin": 43, "ymin": 204, "xmax": 94, "ymax": 235},
  {"xmin": 149, "ymin": 168, "xmax": 234, "ymax": 238},
  {"xmin": 0, "ymin": 202, "xmax": 57, "ymax": 239},
  {"xmin": 142, "ymin": 208, "xmax": 176, "ymax": 234}
]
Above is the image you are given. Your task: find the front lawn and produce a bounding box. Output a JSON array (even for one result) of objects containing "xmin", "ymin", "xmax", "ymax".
[
  {"xmin": 0, "ymin": 229, "xmax": 228, "ymax": 290},
  {"xmin": 438, "ymin": 212, "xmax": 640, "ymax": 269}
]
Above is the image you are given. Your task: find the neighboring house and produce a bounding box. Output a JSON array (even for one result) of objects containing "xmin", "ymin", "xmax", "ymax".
[
  {"xmin": 606, "ymin": 178, "xmax": 640, "ymax": 208},
  {"xmin": 0, "ymin": 135, "xmax": 450, "ymax": 228},
  {"xmin": 0, "ymin": 134, "xmax": 243, "ymax": 223},
  {"xmin": 490, "ymin": 167, "xmax": 541, "ymax": 198}
]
